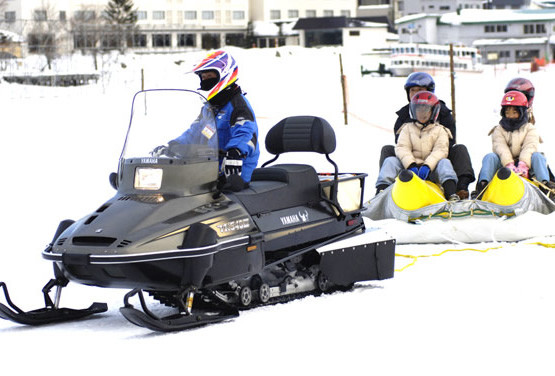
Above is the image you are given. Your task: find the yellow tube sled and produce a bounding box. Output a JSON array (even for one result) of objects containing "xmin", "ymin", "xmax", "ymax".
[
  {"xmin": 391, "ymin": 169, "xmax": 445, "ymax": 211},
  {"xmin": 480, "ymin": 167, "xmax": 525, "ymax": 206}
]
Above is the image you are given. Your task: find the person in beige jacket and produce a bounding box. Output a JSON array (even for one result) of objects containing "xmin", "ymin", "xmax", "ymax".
[
  {"xmin": 375, "ymin": 91, "xmax": 459, "ymax": 201},
  {"xmin": 474, "ymin": 90, "xmax": 553, "ymax": 197}
]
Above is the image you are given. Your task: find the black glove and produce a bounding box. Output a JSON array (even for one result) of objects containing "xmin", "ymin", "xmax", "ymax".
[
  {"xmin": 223, "ymin": 148, "xmax": 244, "ymax": 177},
  {"xmin": 151, "ymin": 145, "xmax": 168, "ymax": 157},
  {"xmin": 151, "ymin": 141, "xmax": 178, "ymax": 157}
]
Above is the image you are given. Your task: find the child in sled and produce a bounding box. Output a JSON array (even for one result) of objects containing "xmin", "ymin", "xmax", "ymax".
[
  {"xmin": 473, "ymin": 90, "xmax": 555, "ymax": 198},
  {"xmin": 375, "ymin": 91, "xmax": 459, "ymax": 201}
]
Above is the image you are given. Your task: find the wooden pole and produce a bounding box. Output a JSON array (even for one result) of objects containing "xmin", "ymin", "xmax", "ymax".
[
  {"xmin": 141, "ymin": 68, "xmax": 144, "ymax": 91},
  {"xmin": 449, "ymin": 44, "xmax": 456, "ymax": 122},
  {"xmin": 339, "ymin": 54, "xmax": 348, "ymax": 125}
]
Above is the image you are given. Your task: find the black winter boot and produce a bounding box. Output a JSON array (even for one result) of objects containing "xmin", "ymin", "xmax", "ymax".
[{"xmin": 442, "ymin": 179, "xmax": 458, "ymax": 201}]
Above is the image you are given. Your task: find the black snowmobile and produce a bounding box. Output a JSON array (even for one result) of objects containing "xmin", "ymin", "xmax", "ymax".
[{"xmin": 0, "ymin": 89, "xmax": 395, "ymax": 332}]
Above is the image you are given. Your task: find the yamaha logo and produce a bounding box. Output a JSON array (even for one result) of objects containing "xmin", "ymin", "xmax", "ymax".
[{"xmin": 280, "ymin": 210, "xmax": 309, "ymax": 226}]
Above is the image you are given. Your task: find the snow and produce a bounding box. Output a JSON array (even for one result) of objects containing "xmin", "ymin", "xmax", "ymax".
[{"xmin": 1, "ymin": 47, "xmax": 555, "ymax": 376}]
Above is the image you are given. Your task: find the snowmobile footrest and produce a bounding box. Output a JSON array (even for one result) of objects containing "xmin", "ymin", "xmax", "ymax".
[{"xmin": 0, "ymin": 282, "xmax": 107, "ymax": 326}]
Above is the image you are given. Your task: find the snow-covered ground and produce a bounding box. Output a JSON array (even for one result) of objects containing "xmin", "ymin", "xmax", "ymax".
[{"xmin": 1, "ymin": 47, "xmax": 554, "ymax": 375}]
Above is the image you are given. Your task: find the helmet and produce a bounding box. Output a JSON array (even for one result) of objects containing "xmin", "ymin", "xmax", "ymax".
[
  {"xmin": 193, "ymin": 50, "xmax": 238, "ymax": 100},
  {"xmin": 504, "ymin": 77, "xmax": 534, "ymax": 107},
  {"xmin": 409, "ymin": 91, "xmax": 440, "ymax": 125},
  {"xmin": 501, "ymin": 90, "xmax": 528, "ymax": 108},
  {"xmin": 500, "ymin": 90, "xmax": 529, "ymax": 131},
  {"xmin": 404, "ymin": 72, "xmax": 435, "ymax": 101}
]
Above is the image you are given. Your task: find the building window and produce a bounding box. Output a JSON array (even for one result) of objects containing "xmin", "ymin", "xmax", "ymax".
[
  {"xmin": 232, "ymin": 11, "xmax": 245, "ymax": 20},
  {"xmin": 34, "ymin": 10, "xmax": 47, "ymax": 21},
  {"xmin": 136, "ymin": 11, "xmax": 147, "ymax": 20},
  {"xmin": 439, "ymin": 6, "xmax": 450, "ymax": 10},
  {"xmin": 226, "ymin": 33, "xmax": 246, "ymax": 47},
  {"xmin": 5, "ymin": 11, "xmax": 15, "ymax": 23},
  {"xmin": 270, "ymin": 10, "xmax": 281, "ymax": 20},
  {"xmin": 133, "ymin": 34, "xmax": 147, "ymax": 47},
  {"xmin": 499, "ymin": 51, "xmax": 510, "ymax": 58},
  {"xmin": 524, "ymin": 24, "xmax": 546, "ymax": 34},
  {"xmin": 306, "ymin": 10, "xmax": 316, "ymax": 17},
  {"xmin": 485, "ymin": 25, "xmax": 495, "ymax": 33},
  {"xmin": 152, "ymin": 34, "xmax": 171, "ymax": 47},
  {"xmin": 184, "ymin": 11, "xmax": 196, "ymax": 20},
  {"xmin": 288, "ymin": 10, "xmax": 299, "ymax": 18},
  {"xmin": 323, "ymin": 10, "xmax": 333, "ymax": 17},
  {"xmin": 516, "ymin": 49, "xmax": 539, "ymax": 62},
  {"xmin": 28, "ymin": 33, "xmax": 55, "ymax": 52},
  {"xmin": 74, "ymin": 10, "xmax": 95, "ymax": 21},
  {"xmin": 73, "ymin": 33, "xmax": 96, "ymax": 49},
  {"xmin": 202, "ymin": 11, "xmax": 214, "ymax": 20},
  {"xmin": 178, "ymin": 33, "xmax": 196, "ymax": 47},
  {"xmin": 153, "ymin": 11, "xmax": 165, "ymax": 20},
  {"xmin": 340, "ymin": 10, "xmax": 351, "ymax": 17},
  {"xmin": 349, "ymin": 30, "xmax": 360, "ymax": 36},
  {"xmin": 497, "ymin": 24, "xmax": 507, "ymax": 32}
]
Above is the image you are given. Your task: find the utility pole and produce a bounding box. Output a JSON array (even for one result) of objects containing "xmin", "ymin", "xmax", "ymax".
[{"xmin": 449, "ymin": 43, "xmax": 456, "ymax": 122}]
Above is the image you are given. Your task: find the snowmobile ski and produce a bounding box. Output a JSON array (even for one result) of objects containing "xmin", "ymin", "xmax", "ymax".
[
  {"xmin": 0, "ymin": 281, "xmax": 107, "ymax": 326},
  {"xmin": 119, "ymin": 289, "xmax": 239, "ymax": 332}
]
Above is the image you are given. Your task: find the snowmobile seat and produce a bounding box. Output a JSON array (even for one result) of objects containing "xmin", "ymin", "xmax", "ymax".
[
  {"xmin": 232, "ymin": 164, "xmax": 321, "ymax": 214},
  {"xmin": 229, "ymin": 116, "xmax": 337, "ymax": 215}
]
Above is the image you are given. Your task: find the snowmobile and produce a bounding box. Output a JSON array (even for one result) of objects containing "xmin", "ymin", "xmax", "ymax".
[
  {"xmin": 0, "ymin": 89, "xmax": 395, "ymax": 332},
  {"xmin": 364, "ymin": 167, "xmax": 555, "ymax": 243}
]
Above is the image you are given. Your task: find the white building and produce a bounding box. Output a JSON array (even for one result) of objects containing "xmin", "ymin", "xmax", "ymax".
[
  {"xmin": 0, "ymin": 0, "xmax": 251, "ymax": 55},
  {"xmin": 395, "ymin": 8, "xmax": 555, "ymax": 63},
  {"xmin": 399, "ymin": 0, "xmax": 485, "ymax": 15}
]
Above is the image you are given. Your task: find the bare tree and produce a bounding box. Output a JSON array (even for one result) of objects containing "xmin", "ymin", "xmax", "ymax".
[{"xmin": 27, "ymin": 1, "xmax": 67, "ymax": 70}]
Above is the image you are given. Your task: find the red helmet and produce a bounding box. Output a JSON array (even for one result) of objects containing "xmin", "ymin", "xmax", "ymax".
[
  {"xmin": 501, "ymin": 90, "xmax": 528, "ymax": 107},
  {"xmin": 500, "ymin": 91, "xmax": 529, "ymax": 130},
  {"xmin": 504, "ymin": 77, "xmax": 534, "ymax": 106},
  {"xmin": 409, "ymin": 91, "xmax": 440, "ymax": 125}
]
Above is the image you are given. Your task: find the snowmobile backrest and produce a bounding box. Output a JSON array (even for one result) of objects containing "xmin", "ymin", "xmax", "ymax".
[{"xmin": 264, "ymin": 116, "xmax": 336, "ymax": 157}]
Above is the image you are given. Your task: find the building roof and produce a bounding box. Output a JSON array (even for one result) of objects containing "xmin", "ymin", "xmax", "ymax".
[
  {"xmin": 473, "ymin": 34, "xmax": 555, "ymax": 46},
  {"xmin": 440, "ymin": 8, "xmax": 555, "ymax": 25},
  {"xmin": 0, "ymin": 29, "xmax": 24, "ymax": 43}
]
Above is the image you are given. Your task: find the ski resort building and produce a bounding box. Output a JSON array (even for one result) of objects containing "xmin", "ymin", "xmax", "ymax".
[{"xmin": 395, "ymin": 8, "xmax": 555, "ymax": 63}]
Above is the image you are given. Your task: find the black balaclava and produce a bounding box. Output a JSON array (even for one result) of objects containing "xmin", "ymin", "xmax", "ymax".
[{"xmin": 500, "ymin": 106, "xmax": 528, "ymax": 132}]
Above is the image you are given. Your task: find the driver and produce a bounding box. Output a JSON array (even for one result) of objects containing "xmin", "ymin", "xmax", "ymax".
[{"xmin": 154, "ymin": 50, "xmax": 259, "ymax": 192}]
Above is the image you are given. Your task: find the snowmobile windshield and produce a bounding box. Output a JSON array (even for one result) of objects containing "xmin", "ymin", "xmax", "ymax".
[{"xmin": 121, "ymin": 89, "xmax": 218, "ymax": 164}]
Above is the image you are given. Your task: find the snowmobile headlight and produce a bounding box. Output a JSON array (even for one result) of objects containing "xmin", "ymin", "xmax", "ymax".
[{"xmin": 134, "ymin": 168, "xmax": 163, "ymax": 190}]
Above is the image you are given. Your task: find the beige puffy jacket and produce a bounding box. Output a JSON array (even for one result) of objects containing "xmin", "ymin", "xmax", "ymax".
[
  {"xmin": 488, "ymin": 122, "xmax": 540, "ymax": 167},
  {"xmin": 395, "ymin": 121, "xmax": 453, "ymax": 170}
]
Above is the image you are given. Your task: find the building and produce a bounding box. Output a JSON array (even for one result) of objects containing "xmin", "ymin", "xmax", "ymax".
[
  {"xmin": 0, "ymin": 0, "xmax": 251, "ymax": 56},
  {"xmin": 396, "ymin": 8, "xmax": 555, "ymax": 63},
  {"xmin": 399, "ymin": 0, "xmax": 486, "ymax": 16}
]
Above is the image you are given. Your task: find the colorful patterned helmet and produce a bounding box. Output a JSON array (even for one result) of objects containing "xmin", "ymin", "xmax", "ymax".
[
  {"xmin": 504, "ymin": 77, "xmax": 534, "ymax": 107},
  {"xmin": 193, "ymin": 50, "xmax": 238, "ymax": 100},
  {"xmin": 404, "ymin": 72, "xmax": 435, "ymax": 101},
  {"xmin": 409, "ymin": 91, "xmax": 440, "ymax": 125}
]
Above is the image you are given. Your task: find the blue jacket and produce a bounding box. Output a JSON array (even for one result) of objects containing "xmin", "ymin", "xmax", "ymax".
[{"xmin": 173, "ymin": 87, "xmax": 259, "ymax": 182}]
